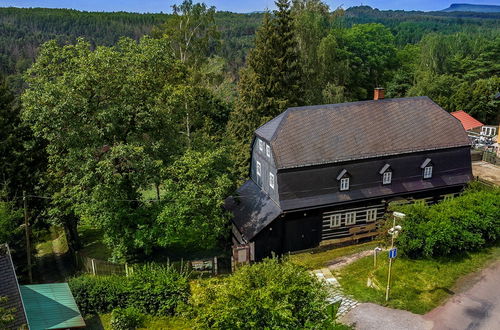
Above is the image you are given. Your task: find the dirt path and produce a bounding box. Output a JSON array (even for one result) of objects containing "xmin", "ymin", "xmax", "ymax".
[
  {"xmin": 472, "ymin": 161, "xmax": 500, "ymax": 185},
  {"xmin": 35, "ymin": 230, "xmax": 73, "ymax": 283},
  {"xmin": 326, "ymin": 249, "xmax": 376, "ymax": 271},
  {"xmin": 341, "ymin": 259, "xmax": 500, "ymax": 330}
]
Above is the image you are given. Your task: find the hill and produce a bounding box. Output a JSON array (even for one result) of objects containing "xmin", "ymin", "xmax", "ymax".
[{"xmin": 442, "ymin": 3, "xmax": 500, "ymax": 13}]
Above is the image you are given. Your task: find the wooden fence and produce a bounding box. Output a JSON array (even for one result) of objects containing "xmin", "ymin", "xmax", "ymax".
[
  {"xmin": 482, "ymin": 150, "xmax": 499, "ymax": 165},
  {"xmin": 74, "ymin": 251, "xmax": 231, "ymax": 277}
]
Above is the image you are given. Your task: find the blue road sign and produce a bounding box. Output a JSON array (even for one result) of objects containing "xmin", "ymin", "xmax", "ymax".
[{"xmin": 389, "ymin": 248, "xmax": 397, "ymax": 259}]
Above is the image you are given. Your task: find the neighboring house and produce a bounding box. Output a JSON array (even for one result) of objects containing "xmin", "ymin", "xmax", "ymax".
[
  {"xmin": 226, "ymin": 91, "xmax": 472, "ymax": 261},
  {"xmin": 0, "ymin": 244, "xmax": 85, "ymax": 330},
  {"xmin": 450, "ymin": 110, "xmax": 484, "ymax": 134}
]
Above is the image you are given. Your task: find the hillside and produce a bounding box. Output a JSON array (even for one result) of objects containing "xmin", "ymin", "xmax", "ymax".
[{"xmin": 442, "ymin": 3, "xmax": 500, "ymax": 13}]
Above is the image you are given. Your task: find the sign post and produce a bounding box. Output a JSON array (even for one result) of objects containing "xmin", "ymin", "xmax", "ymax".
[{"xmin": 385, "ymin": 212, "xmax": 404, "ymax": 301}]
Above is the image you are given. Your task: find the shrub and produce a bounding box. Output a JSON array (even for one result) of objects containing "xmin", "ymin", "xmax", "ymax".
[
  {"xmin": 110, "ymin": 307, "xmax": 144, "ymax": 330},
  {"xmin": 191, "ymin": 258, "xmax": 329, "ymax": 329},
  {"xmin": 395, "ymin": 187, "xmax": 500, "ymax": 258},
  {"xmin": 69, "ymin": 264, "xmax": 189, "ymax": 316}
]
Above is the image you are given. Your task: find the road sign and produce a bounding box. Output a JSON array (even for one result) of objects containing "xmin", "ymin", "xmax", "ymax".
[{"xmin": 389, "ymin": 248, "xmax": 397, "ymax": 259}]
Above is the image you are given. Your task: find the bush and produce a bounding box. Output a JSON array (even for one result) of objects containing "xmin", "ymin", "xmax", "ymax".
[
  {"xmin": 69, "ymin": 264, "xmax": 189, "ymax": 316},
  {"xmin": 110, "ymin": 307, "xmax": 144, "ymax": 330},
  {"xmin": 191, "ymin": 258, "xmax": 329, "ymax": 329},
  {"xmin": 395, "ymin": 187, "xmax": 500, "ymax": 258}
]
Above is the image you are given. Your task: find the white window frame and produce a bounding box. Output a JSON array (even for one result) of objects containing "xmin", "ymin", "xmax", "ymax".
[
  {"xmin": 443, "ymin": 194, "xmax": 454, "ymax": 202},
  {"xmin": 269, "ymin": 173, "xmax": 275, "ymax": 189},
  {"xmin": 423, "ymin": 166, "xmax": 433, "ymax": 179},
  {"xmin": 340, "ymin": 177, "xmax": 349, "ymax": 191},
  {"xmin": 382, "ymin": 171, "xmax": 392, "ymax": 184},
  {"xmin": 329, "ymin": 214, "xmax": 341, "ymax": 228},
  {"xmin": 258, "ymin": 139, "xmax": 264, "ymax": 152},
  {"xmin": 366, "ymin": 209, "xmax": 377, "ymax": 222},
  {"xmin": 345, "ymin": 212, "xmax": 356, "ymax": 225},
  {"xmin": 256, "ymin": 161, "xmax": 261, "ymax": 177},
  {"xmin": 266, "ymin": 144, "xmax": 271, "ymax": 158},
  {"xmin": 414, "ymin": 199, "xmax": 425, "ymax": 206}
]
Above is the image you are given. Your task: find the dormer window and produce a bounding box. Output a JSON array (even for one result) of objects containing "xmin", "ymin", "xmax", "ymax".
[
  {"xmin": 336, "ymin": 169, "xmax": 350, "ymax": 191},
  {"xmin": 420, "ymin": 158, "xmax": 433, "ymax": 179},
  {"xmin": 258, "ymin": 139, "xmax": 264, "ymax": 152},
  {"xmin": 379, "ymin": 164, "xmax": 392, "ymax": 185},
  {"xmin": 269, "ymin": 173, "xmax": 275, "ymax": 189},
  {"xmin": 266, "ymin": 144, "xmax": 271, "ymax": 158},
  {"xmin": 256, "ymin": 161, "xmax": 261, "ymax": 176}
]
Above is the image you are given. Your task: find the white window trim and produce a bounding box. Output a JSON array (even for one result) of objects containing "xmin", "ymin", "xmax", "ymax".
[
  {"xmin": 258, "ymin": 139, "xmax": 264, "ymax": 152},
  {"xmin": 382, "ymin": 171, "xmax": 392, "ymax": 184},
  {"xmin": 443, "ymin": 194, "xmax": 454, "ymax": 201},
  {"xmin": 329, "ymin": 214, "xmax": 341, "ymax": 228},
  {"xmin": 423, "ymin": 166, "xmax": 433, "ymax": 179},
  {"xmin": 340, "ymin": 177, "xmax": 349, "ymax": 191},
  {"xmin": 269, "ymin": 173, "xmax": 275, "ymax": 189},
  {"xmin": 414, "ymin": 199, "xmax": 426, "ymax": 206},
  {"xmin": 256, "ymin": 161, "xmax": 261, "ymax": 177},
  {"xmin": 345, "ymin": 212, "xmax": 356, "ymax": 225},
  {"xmin": 266, "ymin": 144, "xmax": 271, "ymax": 158},
  {"xmin": 366, "ymin": 209, "xmax": 377, "ymax": 222}
]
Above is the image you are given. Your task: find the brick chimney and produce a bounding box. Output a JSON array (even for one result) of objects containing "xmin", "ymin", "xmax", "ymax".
[{"xmin": 374, "ymin": 87, "xmax": 385, "ymax": 100}]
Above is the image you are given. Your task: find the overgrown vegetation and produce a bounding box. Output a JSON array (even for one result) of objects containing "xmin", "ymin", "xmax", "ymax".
[
  {"xmin": 190, "ymin": 258, "xmax": 334, "ymax": 329},
  {"xmin": 68, "ymin": 264, "xmax": 190, "ymax": 316},
  {"xmin": 394, "ymin": 184, "xmax": 500, "ymax": 258}
]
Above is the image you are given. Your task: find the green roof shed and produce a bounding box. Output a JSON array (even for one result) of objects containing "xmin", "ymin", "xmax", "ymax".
[{"xmin": 20, "ymin": 283, "xmax": 85, "ymax": 330}]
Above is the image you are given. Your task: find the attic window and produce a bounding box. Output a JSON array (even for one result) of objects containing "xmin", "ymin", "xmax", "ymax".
[
  {"xmin": 336, "ymin": 169, "xmax": 350, "ymax": 191},
  {"xmin": 256, "ymin": 161, "xmax": 261, "ymax": 177},
  {"xmin": 258, "ymin": 139, "xmax": 264, "ymax": 152},
  {"xmin": 379, "ymin": 164, "xmax": 392, "ymax": 184},
  {"xmin": 420, "ymin": 158, "xmax": 432, "ymax": 179},
  {"xmin": 266, "ymin": 144, "xmax": 271, "ymax": 158},
  {"xmin": 269, "ymin": 173, "xmax": 275, "ymax": 189}
]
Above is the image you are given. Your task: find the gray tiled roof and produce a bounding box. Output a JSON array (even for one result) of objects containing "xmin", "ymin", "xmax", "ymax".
[
  {"xmin": 225, "ymin": 180, "xmax": 282, "ymax": 241},
  {"xmin": 0, "ymin": 245, "xmax": 27, "ymax": 330},
  {"xmin": 255, "ymin": 96, "xmax": 470, "ymax": 169}
]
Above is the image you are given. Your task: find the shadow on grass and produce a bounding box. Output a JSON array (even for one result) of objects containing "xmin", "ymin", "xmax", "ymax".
[{"xmin": 83, "ymin": 314, "xmax": 105, "ymax": 330}]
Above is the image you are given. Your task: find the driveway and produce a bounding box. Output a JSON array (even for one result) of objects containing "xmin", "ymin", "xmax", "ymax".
[{"xmin": 341, "ymin": 259, "xmax": 500, "ymax": 330}]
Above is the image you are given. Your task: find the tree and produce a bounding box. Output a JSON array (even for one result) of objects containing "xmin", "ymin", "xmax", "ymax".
[
  {"xmin": 145, "ymin": 148, "xmax": 233, "ymax": 251},
  {"xmin": 0, "ymin": 296, "xmax": 16, "ymax": 328},
  {"xmin": 228, "ymin": 0, "xmax": 304, "ymax": 181},
  {"xmin": 452, "ymin": 77, "xmax": 500, "ymax": 123}
]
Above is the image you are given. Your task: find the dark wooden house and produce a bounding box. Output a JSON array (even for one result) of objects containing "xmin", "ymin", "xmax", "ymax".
[{"xmin": 225, "ymin": 93, "xmax": 472, "ymax": 261}]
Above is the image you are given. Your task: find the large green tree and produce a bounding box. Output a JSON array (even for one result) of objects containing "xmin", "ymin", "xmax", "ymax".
[
  {"xmin": 228, "ymin": 0, "xmax": 304, "ymax": 181},
  {"xmin": 21, "ymin": 37, "xmax": 223, "ymax": 259}
]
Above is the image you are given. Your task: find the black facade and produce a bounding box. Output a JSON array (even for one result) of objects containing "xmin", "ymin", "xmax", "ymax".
[{"xmin": 226, "ymin": 96, "xmax": 473, "ymax": 261}]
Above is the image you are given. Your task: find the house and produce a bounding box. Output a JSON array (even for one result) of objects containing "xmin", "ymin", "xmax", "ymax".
[
  {"xmin": 226, "ymin": 90, "xmax": 472, "ymax": 261},
  {"xmin": 0, "ymin": 244, "xmax": 85, "ymax": 330},
  {"xmin": 450, "ymin": 110, "xmax": 484, "ymax": 134}
]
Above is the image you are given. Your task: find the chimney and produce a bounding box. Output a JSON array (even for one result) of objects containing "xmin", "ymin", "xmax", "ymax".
[{"xmin": 374, "ymin": 87, "xmax": 385, "ymax": 100}]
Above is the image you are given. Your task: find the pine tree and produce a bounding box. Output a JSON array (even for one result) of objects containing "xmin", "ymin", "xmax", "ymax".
[{"xmin": 228, "ymin": 0, "xmax": 303, "ymax": 182}]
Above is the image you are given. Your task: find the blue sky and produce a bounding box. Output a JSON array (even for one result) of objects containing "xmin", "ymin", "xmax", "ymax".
[{"xmin": 1, "ymin": 0, "xmax": 499, "ymax": 13}]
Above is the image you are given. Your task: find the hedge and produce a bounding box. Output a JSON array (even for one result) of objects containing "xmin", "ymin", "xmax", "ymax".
[
  {"xmin": 69, "ymin": 264, "xmax": 189, "ymax": 316},
  {"xmin": 395, "ymin": 186, "xmax": 500, "ymax": 258}
]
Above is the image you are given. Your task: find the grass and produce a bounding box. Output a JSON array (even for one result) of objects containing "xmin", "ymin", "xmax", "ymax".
[
  {"xmin": 335, "ymin": 245, "xmax": 500, "ymax": 314},
  {"xmin": 78, "ymin": 223, "xmax": 112, "ymax": 260},
  {"xmin": 36, "ymin": 226, "xmax": 68, "ymax": 257},
  {"xmin": 289, "ymin": 241, "xmax": 381, "ymax": 270},
  {"xmin": 84, "ymin": 313, "xmax": 191, "ymax": 329}
]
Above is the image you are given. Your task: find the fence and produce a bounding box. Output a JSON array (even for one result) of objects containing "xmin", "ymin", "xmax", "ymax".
[
  {"xmin": 74, "ymin": 251, "xmax": 231, "ymax": 277},
  {"xmin": 482, "ymin": 150, "xmax": 499, "ymax": 165}
]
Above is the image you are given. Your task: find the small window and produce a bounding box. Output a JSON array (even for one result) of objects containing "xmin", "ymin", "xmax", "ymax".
[
  {"xmin": 269, "ymin": 173, "xmax": 275, "ymax": 189},
  {"xmin": 256, "ymin": 161, "xmax": 261, "ymax": 176},
  {"xmin": 266, "ymin": 144, "xmax": 271, "ymax": 158},
  {"xmin": 329, "ymin": 214, "xmax": 341, "ymax": 228},
  {"xmin": 345, "ymin": 212, "xmax": 356, "ymax": 225},
  {"xmin": 414, "ymin": 199, "xmax": 425, "ymax": 206},
  {"xmin": 340, "ymin": 178, "xmax": 349, "ymax": 191},
  {"xmin": 443, "ymin": 194, "xmax": 454, "ymax": 202},
  {"xmin": 258, "ymin": 139, "xmax": 264, "ymax": 152},
  {"xmin": 423, "ymin": 166, "xmax": 433, "ymax": 179},
  {"xmin": 366, "ymin": 209, "xmax": 377, "ymax": 222},
  {"xmin": 383, "ymin": 171, "xmax": 392, "ymax": 184}
]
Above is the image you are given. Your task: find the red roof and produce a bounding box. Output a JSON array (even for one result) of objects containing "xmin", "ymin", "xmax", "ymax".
[{"xmin": 450, "ymin": 110, "xmax": 484, "ymax": 131}]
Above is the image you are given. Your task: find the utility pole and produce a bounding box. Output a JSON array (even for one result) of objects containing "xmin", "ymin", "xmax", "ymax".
[{"xmin": 23, "ymin": 191, "xmax": 33, "ymax": 283}]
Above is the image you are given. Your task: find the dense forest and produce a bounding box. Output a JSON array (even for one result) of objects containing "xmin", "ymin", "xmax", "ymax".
[{"xmin": 0, "ymin": 0, "xmax": 499, "ymax": 269}]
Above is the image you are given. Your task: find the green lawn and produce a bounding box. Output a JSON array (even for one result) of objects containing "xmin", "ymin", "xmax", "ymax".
[
  {"xmin": 289, "ymin": 241, "xmax": 381, "ymax": 270},
  {"xmin": 84, "ymin": 314, "xmax": 192, "ymax": 329},
  {"xmin": 78, "ymin": 224, "xmax": 112, "ymax": 260},
  {"xmin": 335, "ymin": 245, "xmax": 500, "ymax": 314}
]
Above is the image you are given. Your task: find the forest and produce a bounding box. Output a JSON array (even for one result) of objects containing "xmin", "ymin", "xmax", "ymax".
[{"xmin": 0, "ymin": 0, "xmax": 499, "ymax": 271}]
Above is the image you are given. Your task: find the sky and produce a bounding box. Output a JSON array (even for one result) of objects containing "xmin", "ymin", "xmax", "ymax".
[{"xmin": 1, "ymin": 0, "xmax": 499, "ymax": 13}]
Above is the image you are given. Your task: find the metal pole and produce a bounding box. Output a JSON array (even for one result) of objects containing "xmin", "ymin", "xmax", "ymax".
[
  {"xmin": 374, "ymin": 250, "xmax": 377, "ymax": 268},
  {"xmin": 385, "ymin": 215, "xmax": 396, "ymax": 301},
  {"xmin": 23, "ymin": 191, "xmax": 33, "ymax": 284}
]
